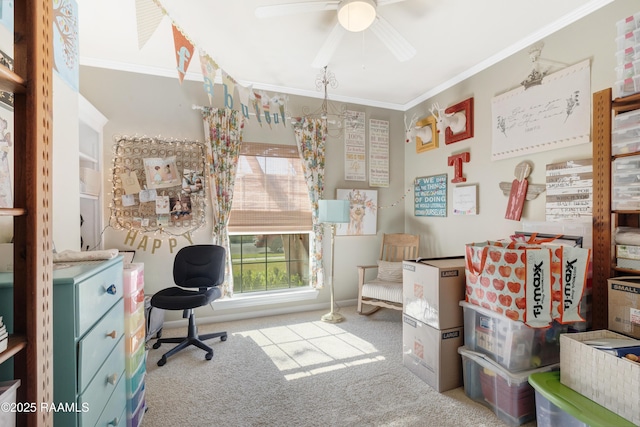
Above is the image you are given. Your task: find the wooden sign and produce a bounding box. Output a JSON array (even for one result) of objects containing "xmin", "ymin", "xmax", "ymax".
[{"xmin": 545, "ymin": 159, "xmax": 592, "ymax": 221}]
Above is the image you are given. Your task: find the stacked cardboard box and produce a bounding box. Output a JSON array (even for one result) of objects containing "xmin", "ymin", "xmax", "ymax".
[{"xmin": 401, "ymin": 257, "xmax": 466, "ymax": 392}]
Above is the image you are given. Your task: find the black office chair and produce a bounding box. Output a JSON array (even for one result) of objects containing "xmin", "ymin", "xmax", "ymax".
[{"xmin": 150, "ymin": 244, "xmax": 228, "ymax": 366}]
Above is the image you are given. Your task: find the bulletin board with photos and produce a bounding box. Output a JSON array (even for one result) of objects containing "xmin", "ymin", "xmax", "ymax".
[{"xmin": 110, "ymin": 136, "xmax": 208, "ymax": 234}]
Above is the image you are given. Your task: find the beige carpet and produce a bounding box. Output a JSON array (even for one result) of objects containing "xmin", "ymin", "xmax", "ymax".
[{"xmin": 141, "ymin": 306, "xmax": 536, "ymax": 427}]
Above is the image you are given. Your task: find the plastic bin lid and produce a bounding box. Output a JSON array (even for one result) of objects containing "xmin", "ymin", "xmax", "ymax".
[
  {"xmin": 458, "ymin": 346, "xmax": 559, "ymax": 386},
  {"xmin": 528, "ymin": 371, "xmax": 635, "ymax": 427}
]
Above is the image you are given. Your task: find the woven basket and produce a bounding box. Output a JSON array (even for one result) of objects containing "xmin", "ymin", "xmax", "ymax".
[{"xmin": 560, "ymin": 330, "xmax": 640, "ymax": 425}]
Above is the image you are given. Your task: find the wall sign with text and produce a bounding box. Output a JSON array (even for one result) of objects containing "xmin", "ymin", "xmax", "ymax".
[{"xmin": 414, "ymin": 174, "xmax": 447, "ymax": 217}]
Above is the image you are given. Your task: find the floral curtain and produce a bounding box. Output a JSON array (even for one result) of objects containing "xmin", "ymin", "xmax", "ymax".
[
  {"xmin": 202, "ymin": 107, "xmax": 244, "ymax": 297},
  {"xmin": 294, "ymin": 117, "xmax": 327, "ymax": 289}
]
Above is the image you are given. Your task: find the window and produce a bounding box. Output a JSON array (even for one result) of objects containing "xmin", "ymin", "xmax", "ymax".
[{"xmin": 229, "ymin": 142, "xmax": 312, "ymax": 293}]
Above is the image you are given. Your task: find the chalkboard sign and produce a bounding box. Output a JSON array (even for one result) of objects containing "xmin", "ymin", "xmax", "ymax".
[{"xmin": 415, "ymin": 174, "xmax": 447, "ymax": 217}]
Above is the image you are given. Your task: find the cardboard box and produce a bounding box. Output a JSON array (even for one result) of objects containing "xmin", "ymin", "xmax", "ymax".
[
  {"xmin": 402, "ymin": 314, "xmax": 463, "ymax": 392},
  {"xmin": 402, "ymin": 257, "xmax": 465, "ymax": 329},
  {"xmin": 608, "ymin": 277, "xmax": 640, "ymax": 339},
  {"xmin": 560, "ymin": 330, "xmax": 640, "ymax": 425}
]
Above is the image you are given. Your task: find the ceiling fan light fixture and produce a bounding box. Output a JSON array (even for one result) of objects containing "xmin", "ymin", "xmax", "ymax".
[{"xmin": 337, "ymin": 0, "xmax": 376, "ymax": 32}]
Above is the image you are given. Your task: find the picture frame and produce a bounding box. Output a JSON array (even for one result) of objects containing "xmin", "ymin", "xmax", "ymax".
[
  {"xmin": 414, "ymin": 174, "xmax": 447, "ymax": 217},
  {"xmin": 335, "ymin": 189, "xmax": 378, "ymax": 236},
  {"xmin": 415, "ymin": 115, "xmax": 438, "ymax": 153},
  {"xmin": 445, "ymin": 97, "xmax": 474, "ymax": 145}
]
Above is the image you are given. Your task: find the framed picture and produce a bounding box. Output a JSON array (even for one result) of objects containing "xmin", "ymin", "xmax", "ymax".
[
  {"xmin": 415, "ymin": 115, "xmax": 438, "ymax": 153},
  {"xmin": 445, "ymin": 97, "xmax": 474, "ymax": 145},
  {"xmin": 414, "ymin": 174, "xmax": 447, "ymax": 217},
  {"xmin": 143, "ymin": 156, "xmax": 181, "ymax": 189},
  {"xmin": 335, "ymin": 189, "xmax": 378, "ymax": 236}
]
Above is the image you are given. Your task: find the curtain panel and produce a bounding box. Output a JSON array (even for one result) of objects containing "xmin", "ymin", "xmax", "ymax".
[
  {"xmin": 202, "ymin": 107, "xmax": 244, "ymax": 297},
  {"xmin": 294, "ymin": 117, "xmax": 327, "ymax": 289}
]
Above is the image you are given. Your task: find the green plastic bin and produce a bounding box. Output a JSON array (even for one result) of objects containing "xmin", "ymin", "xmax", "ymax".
[{"xmin": 528, "ymin": 371, "xmax": 635, "ymax": 427}]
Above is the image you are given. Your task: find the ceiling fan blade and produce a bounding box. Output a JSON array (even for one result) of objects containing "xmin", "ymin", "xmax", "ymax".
[
  {"xmin": 376, "ymin": 0, "xmax": 409, "ymax": 6},
  {"xmin": 369, "ymin": 15, "xmax": 416, "ymax": 62},
  {"xmin": 255, "ymin": 1, "xmax": 340, "ymax": 19},
  {"xmin": 311, "ymin": 22, "xmax": 347, "ymax": 68}
]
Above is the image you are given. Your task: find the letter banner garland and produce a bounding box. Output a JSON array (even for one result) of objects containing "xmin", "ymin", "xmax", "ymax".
[
  {"xmin": 464, "ymin": 239, "xmax": 590, "ymax": 328},
  {"xmin": 144, "ymin": 0, "xmax": 288, "ymax": 126}
]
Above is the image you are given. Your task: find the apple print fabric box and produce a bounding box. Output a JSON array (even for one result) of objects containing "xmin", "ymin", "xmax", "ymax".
[{"xmin": 464, "ymin": 240, "xmax": 590, "ymax": 328}]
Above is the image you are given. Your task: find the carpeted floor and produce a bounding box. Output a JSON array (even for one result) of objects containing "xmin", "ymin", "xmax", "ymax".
[{"xmin": 141, "ymin": 306, "xmax": 536, "ymax": 427}]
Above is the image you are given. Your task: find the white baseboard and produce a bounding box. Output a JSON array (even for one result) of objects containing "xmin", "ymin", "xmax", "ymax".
[{"xmin": 162, "ymin": 299, "xmax": 358, "ymax": 329}]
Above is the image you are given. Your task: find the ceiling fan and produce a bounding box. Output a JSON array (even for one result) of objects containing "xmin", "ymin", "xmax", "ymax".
[{"xmin": 255, "ymin": 0, "xmax": 416, "ymax": 68}]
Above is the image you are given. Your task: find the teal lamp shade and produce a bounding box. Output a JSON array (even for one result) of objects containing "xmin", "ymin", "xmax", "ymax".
[{"xmin": 318, "ymin": 199, "xmax": 350, "ymax": 224}]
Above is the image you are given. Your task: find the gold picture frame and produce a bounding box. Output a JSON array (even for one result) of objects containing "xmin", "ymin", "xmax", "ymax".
[{"xmin": 415, "ymin": 115, "xmax": 438, "ymax": 153}]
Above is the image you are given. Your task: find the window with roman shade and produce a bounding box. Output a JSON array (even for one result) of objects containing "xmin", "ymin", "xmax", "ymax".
[{"xmin": 228, "ymin": 142, "xmax": 312, "ymax": 233}]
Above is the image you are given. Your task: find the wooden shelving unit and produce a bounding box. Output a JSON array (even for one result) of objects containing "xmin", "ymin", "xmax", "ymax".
[
  {"xmin": 0, "ymin": 3, "xmax": 54, "ymax": 426},
  {"xmin": 592, "ymin": 88, "xmax": 640, "ymax": 331}
]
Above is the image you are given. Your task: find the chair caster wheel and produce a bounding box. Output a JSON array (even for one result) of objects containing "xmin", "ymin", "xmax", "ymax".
[
  {"xmin": 221, "ymin": 335, "xmax": 227, "ymax": 342},
  {"xmin": 205, "ymin": 352, "xmax": 213, "ymax": 361},
  {"xmin": 157, "ymin": 356, "xmax": 167, "ymax": 367},
  {"xmin": 152, "ymin": 342, "xmax": 161, "ymax": 349}
]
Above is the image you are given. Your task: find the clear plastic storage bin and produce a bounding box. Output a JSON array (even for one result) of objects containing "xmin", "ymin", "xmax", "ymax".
[
  {"xmin": 612, "ymin": 154, "xmax": 640, "ymax": 210},
  {"xmin": 616, "ymin": 13, "xmax": 640, "ymax": 37},
  {"xmin": 460, "ymin": 301, "xmax": 586, "ymax": 372},
  {"xmin": 529, "ymin": 371, "xmax": 635, "ymax": 427},
  {"xmin": 616, "ymin": 29, "xmax": 640, "ymax": 51},
  {"xmin": 616, "ymin": 44, "xmax": 640, "ymax": 65},
  {"xmin": 615, "ymin": 74, "xmax": 640, "ymax": 98},
  {"xmin": 458, "ymin": 347, "xmax": 558, "ymax": 427}
]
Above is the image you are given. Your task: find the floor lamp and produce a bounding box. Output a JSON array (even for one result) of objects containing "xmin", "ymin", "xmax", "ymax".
[{"xmin": 318, "ymin": 199, "xmax": 350, "ymax": 323}]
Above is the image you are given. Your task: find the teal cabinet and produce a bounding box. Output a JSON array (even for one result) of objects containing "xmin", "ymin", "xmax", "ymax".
[{"xmin": 0, "ymin": 256, "xmax": 125, "ymax": 427}]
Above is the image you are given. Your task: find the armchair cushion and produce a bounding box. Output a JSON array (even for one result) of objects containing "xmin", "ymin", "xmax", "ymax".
[{"xmin": 376, "ymin": 260, "xmax": 403, "ymax": 283}]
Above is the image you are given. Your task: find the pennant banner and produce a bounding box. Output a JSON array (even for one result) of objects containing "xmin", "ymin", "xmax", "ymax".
[
  {"xmin": 136, "ymin": 0, "xmax": 164, "ymax": 49},
  {"xmin": 172, "ymin": 24, "xmax": 194, "ymax": 84},
  {"xmin": 145, "ymin": 0, "xmax": 288, "ymax": 127}
]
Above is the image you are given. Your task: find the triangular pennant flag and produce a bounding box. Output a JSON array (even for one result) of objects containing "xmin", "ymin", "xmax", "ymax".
[
  {"xmin": 237, "ymin": 84, "xmax": 253, "ymax": 120},
  {"xmin": 252, "ymin": 92, "xmax": 263, "ymax": 127},
  {"xmin": 199, "ymin": 51, "xmax": 218, "ymax": 105},
  {"xmin": 172, "ymin": 24, "xmax": 194, "ymax": 84},
  {"xmin": 222, "ymin": 70, "xmax": 236, "ymax": 109},
  {"xmin": 271, "ymin": 94, "xmax": 287, "ymax": 127},
  {"xmin": 135, "ymin": 0, "xmax": 164, "ymax": 50},
  {"xmin": 259, "ymin": 92, "xmax": 272, "ymax": 129}
]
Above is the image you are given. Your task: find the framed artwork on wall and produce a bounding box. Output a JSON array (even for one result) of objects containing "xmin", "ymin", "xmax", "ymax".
[
  {"xmin": 335, "ymin": 189, "xmax": 378, "ymax": 236},
  {"xmin": 414, "ymin": 174, "xmax": 447, "ymax": 217},
  {"xmin": 415, "ymin": 115, "xmax": 438, "ymax": 153},
  {"xmin": 445, "ymin": 97, "xmax": 474, "ymax": 145}
]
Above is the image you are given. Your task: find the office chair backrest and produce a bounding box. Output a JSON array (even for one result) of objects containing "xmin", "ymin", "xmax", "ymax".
[{"xmin": 173, "ymin": 244, "xmax": 226, "ymax": 289}]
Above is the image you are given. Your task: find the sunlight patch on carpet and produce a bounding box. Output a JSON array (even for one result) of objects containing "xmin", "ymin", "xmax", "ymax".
[{"xmin": 235, "ymin": 320, "xmax": 385, "ymax": 381}]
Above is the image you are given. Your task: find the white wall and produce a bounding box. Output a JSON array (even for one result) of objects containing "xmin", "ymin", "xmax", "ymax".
[
  {"xmin": 52, "ymin": 74, "xmax": 81, "ymax": 252},
  {"xmin": 403, "ymin": 0, "xmax": 635, "ymax": 257},
  {"xmin": 78, "ymin": 0, "xmax": 638, "ymax": 322}
]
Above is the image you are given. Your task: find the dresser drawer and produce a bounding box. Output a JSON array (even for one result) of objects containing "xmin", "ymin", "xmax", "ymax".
[
  {"xmin": 78, "ymin": 301, "xmax": 125, "ymax": 393},
  {"xmin": 77, "ymin": 262, "xmax": 123, "ymax": 337},
  {"xmin": 91, "ymin": 376, "xmax": 126, "ymax": 427},
  {"xmin": 79, "ymin": 337, "xmax": 125, "ymax": 427}
]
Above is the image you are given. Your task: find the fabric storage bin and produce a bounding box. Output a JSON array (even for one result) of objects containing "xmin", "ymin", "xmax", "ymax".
[
  {"xmin": 458, "ymin": 346, "xmax": 558, "ymax": 427},
  {"xmin": 529, "ymin": 371, "xmax": 635, "ymax": 427},
  {"xmin": 560, "ymin": 330, "xmax": 640, "ymax": 425},
  {"xmin": 460, "ymin": 301, "xmax": 580, "ymax": 372},
  {"xmin": 0, "ymin": 380, "xmax": 20, "ymax": 427}
]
